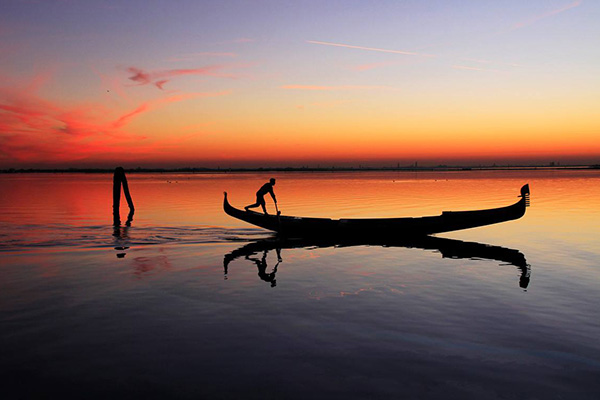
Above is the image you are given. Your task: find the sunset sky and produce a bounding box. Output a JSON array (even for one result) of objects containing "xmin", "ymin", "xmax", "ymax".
[{"xmin": 1, "ymin": 0, "xmax": 598, "ymax": 168}]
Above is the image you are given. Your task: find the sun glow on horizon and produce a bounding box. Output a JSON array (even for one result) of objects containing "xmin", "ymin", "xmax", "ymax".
[{"xmin": 0, "ymin": 1, "xmax": 598, "ymax": 168}]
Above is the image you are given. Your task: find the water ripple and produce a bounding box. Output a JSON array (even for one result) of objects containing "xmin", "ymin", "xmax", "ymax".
[{"xmin": 0, "ymin": 224, "xmax": 269, "ymax": 252}]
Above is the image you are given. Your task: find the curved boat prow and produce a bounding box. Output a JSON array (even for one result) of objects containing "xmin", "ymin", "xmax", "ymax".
[
  {"xmin": 520, "ymin": 184, "xmax": 531, "ymax": 207},
  {"xmin": 223, "ymin": 192, "xmax": 284, "ymax": 231},
  {"xmin": 223, "ymin": 184, "xmax": 531, "ymax": 237}
]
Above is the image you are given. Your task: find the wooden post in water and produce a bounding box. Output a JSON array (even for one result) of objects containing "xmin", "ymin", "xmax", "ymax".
[{"xmin": 113, "ymin": 167, "xmax": 135, "ymax": 225}]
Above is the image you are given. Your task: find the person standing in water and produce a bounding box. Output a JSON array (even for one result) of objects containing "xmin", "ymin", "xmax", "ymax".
[
  {"xmin": 113, "ymin": 167, "xmax": 135, "ymax": 226},
  {"xmin": 245, "ymin": 178, "xmax": 277, "ymax": 214}
]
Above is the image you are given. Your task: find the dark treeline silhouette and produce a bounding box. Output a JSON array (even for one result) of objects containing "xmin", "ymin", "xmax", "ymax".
[{"xmin": 1, "ymin": 164, "xmax": 597, "ymax": 174}]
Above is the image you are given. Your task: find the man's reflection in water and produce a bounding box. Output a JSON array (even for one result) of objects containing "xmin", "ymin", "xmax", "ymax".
[
  {"xmin": 223, "ymin": 236, "xmax": 531, "ymax": 289},
  {"xmin": 245, "ymin": 249, "xmax": 282, "ymax": 287},
  {"xmin": 224, "ymin": 246, "xmax": 282, "ymax": 287}
]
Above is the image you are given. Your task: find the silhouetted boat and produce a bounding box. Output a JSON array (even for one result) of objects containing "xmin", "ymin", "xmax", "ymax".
[{"xmin": 223, "ymin": 184, "xmax": 530, "ymax": 237}]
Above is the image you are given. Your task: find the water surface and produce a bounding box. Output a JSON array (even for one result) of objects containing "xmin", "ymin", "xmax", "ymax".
[{"xmin": 1, "ymin": 171, "xmax": 599, "ymax": 399}]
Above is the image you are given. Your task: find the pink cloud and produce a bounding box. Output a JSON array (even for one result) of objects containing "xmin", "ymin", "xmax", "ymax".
[
  {"xmin": 127, "ymin": 67, "xmax": 152, "ymax": 85},
  {"xmin": 126, "ymin": 65, "xmax": 238, "ymax": 90},
  {"xmin": 460, "ymin": 58, "xmax": 492, "ymax": 64},
  {"xmin": 452, "ymin": 65, "xmax": 501, "ymax": 73},
  {"xmin": 92, "ymin": 67, "xmax": 132, "ymax": 103},
  {"xmin": 296, "ymin": 99, "xmax": 353, "ymax": 110},
  {"xmin": 457, "ymin": 58, "xmax": 522, "ymax": 69},
  {"xmin": 281, "ymin": 84, "xmax": 390, "ymax": 91},
  {"xmin": 154, "ymin": 80, "xmax": 168, "ymax": 90},
  {"xmin": 110, "ymin": 92, "xmax": 228, "ymax": 131},
  {"xmin": 212, "ymin": 37, "xmax": 256, "ymax": 46},
  {"xmin": 0, "ymin": 74, "xmax": 230, "ymax": 165},
  {"xmin": 350, "ymin": 57, "xmax": 428, "ymax": 72},
  {"xmin": 352, "ymin": 61, "xmax": 399, "ymax": 72},
  {"xmin": 168, "ymin": 52, "xmax": 237, "ymax": 62},
  {"xmin": 111, "ymin": 103, "xmax": 150, "ymax": 130},
  {"xmin": 452, "ymin": 65, "xmax": 486, "ymax": 71},
  {"xmin": 307, "ymin": 40, "xmax": 435, "ymax": 57}
]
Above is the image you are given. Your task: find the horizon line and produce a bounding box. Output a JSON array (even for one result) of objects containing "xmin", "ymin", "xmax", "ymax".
[{"xmin": 2, "ymin": 163, "xmax": 598, "ymax": 173}]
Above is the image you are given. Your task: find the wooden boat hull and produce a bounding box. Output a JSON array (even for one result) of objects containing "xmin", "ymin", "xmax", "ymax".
[{"xmin": 223, "ymin": 184, "xmax": 530, "ymax": 237}]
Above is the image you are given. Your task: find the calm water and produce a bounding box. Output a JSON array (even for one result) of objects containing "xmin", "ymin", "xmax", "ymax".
[{"xmin": 1, "ymin": 170, "xmax": 599, "ymax": 399}]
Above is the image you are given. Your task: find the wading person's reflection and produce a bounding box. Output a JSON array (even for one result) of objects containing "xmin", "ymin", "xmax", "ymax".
[
  {"xmin": 113, "ymin": 224, "xmax": 131, "ymax": 258},
  {"xmin": 113, "ymin": 167, "xmax": 135, "ymax": 258},
  {"xmin": 245, "ymin": 248, "xmax": 282, "ymax": 287},
  {"xmin": 113, "ymin": 166, "xmax": 135, "ymax": 226}
]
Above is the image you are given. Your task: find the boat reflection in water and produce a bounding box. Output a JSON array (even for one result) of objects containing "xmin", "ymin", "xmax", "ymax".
[{"xmin": 223, "ymin": 236, "xmax": 530, "ymax": 289}]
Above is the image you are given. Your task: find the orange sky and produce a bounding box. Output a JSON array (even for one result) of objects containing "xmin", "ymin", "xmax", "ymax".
[{"xmin": 1, "ymin": 1, "xmax": 598, "ymax": 168}]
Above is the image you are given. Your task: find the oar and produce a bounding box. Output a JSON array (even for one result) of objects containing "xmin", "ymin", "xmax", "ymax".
[
  {"xmin": 275, "ymin": 202, "xmax": 281, "ymax": 216},
  {"xmin": 274, "ymin": 202, "xmax": 282, "ymax": 234}
]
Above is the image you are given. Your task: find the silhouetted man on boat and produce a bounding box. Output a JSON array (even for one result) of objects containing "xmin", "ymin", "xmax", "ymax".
[{"xmin": 245, "ymin": 178, "xmax": 277, "ymax": 214}]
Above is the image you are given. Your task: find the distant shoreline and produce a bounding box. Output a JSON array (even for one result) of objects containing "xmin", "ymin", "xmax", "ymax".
[{"xmin": 2, "ymin": 165, "xmax": 599, "ymax": 173}]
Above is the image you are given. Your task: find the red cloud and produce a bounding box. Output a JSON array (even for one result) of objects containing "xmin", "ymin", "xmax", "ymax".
[
  {"xmin": 127, "ymin": 65, "xmax": 237, "ymax": 90},
  {"xmin": 127, "ymin": 67, "xmax": 152, "ymax": 85},
  {"xmin": 0, "ymin": 74, "xmax": 230, "ymax": 166},
  {"xmin": 155, "ymin": 80, "xmax": 168, "ymax": 90}
]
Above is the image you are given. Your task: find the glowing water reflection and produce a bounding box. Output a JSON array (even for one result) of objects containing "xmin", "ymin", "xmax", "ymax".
[{"xmin": 1, "ymin": 170, "xmax": 599, "ymax": 398}]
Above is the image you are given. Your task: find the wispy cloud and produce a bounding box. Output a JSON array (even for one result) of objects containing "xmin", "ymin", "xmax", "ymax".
[
  {"xmin": 233, "ymin": 37, "xmax": 254, "ymax": 43},
  {"xmin": 0, "ymin": 73, "xmax": 230, "ymax": 164},
  {"xmin": 460, "ymin": 58, "xmax": 492, "ymax": 65},
  {"xmin": 459, "ymin": 58, "xmax": 521, "ymax": 68},
  {"xmin": 281, "ymin": 84, "xmax": 391, "ymax": 91},
  {"xmin": 296, "ymin": 99, "xmax": 353, "ymax": 110},
  {"xmin": 307, "ymin": 40, "xmax": 434, "ymax": 57},
  {"xmin": 110, "ymin": 92, "xmax": 229, "ymax": 131},
  {"xmin": 168, "ymin": 52, "xmax": 237, "ymax": 62},
  {"xmin": 351, "ymin": 60, "xmax": 399, "ymax": 72},
  {"xmin": 309, "ymin": 39, "xmax": 522, "ymax": 73},
  {"xmin": 127, "ymin": 65, "xmax": 238, "ymax": 90},
  {"xmin": 154, "ymin": 80, "xmax": 168, "ymax": 90},
  {"xmin": 350, "ymin": 57, "xmax": 431, "ymax": 72},
  {"xmin": 93, "ymin": 67, "xmax": 132, "ymax": 103},
  {"xmin": 452, "ymin": 65, "xmax": 502, "ymax": 73},
  {"xmin": 215, "ymin": 37, "xmax": 255, "ymax": 45},
  {"xmin": 511, "ymin": 0, "xmax": 582, "ymax": 30}
]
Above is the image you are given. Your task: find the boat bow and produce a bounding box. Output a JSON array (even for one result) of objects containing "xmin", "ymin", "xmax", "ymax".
[{"xmin": 223, "ymin": 185, "xmax": 530, "ymax": 237}]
